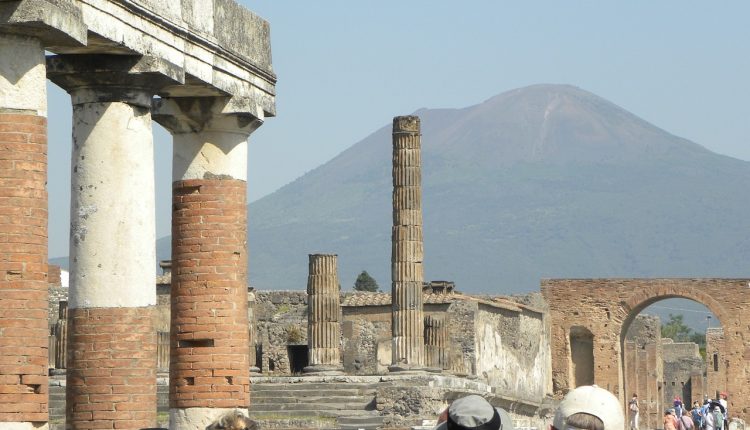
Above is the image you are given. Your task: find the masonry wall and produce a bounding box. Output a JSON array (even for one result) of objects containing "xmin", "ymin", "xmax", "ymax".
[
  {"xmin": 705, "ymin": 328, "xmax": 726, "ymax": 400},
  {"xmin": 542, "ymin": 279, "xmax": 748, "ymax": 421},
  {"xmin": 342, "ymin": 305, "xmax": 391, "ymax": 375},
  {"xmin": 254, "ymin": 291, "xmax": 309, "ymax": 374},
  {"xmin": 474, "ymin": 305, "xmax": 549, "ymax": 402},
  {"xmin": 623, "ymin": 315, "xmax": 664, "ymax": 430}
]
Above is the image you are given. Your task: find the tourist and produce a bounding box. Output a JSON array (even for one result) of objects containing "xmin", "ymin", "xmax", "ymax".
[
  {"xmin": 628, "ymin": 393, "xmax": 639, "ymax": 430},
  {"xmin": 691, "ymin": 401, "xmax": 702, "ymax": 428},
  {"xmin": 207, "ymin": 410, "xmax": 259, "ymax": 430},
  {"xmin": 551, "ymin": 385, "xmax": 623, "ymax": 430},
  {"xmin": 680, "ymin": 411, "xmax": 695, "ymax": 430},
  {"xmin": 432, "ymin": 394, "xmax": 515, "ymax": 430},
  {"xmin": 701, "ymin": 399, "xmax": 713, "ymax": 426},
  {"xmin": 712, "ymin": 406, "xmax": 725, "ymax": 430},
  {"xmin": 665, "ymin": 410, "xmax": 678, "ymax": 430},
  {"xmin": 719, "ymin": 392, "xmax": 729, "ymax": 430},
  {"xmin": 704, "ymin": 406, "xmax": 716, "ymax": 430},
  {"xmin": 675, "ymin": 396, "xmax": 684, "ymax": 418}
]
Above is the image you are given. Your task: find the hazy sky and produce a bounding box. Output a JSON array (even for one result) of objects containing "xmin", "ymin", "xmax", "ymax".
[{"xmin": 46, "ymin": 2, "xmax": 750, "ymax": 258}]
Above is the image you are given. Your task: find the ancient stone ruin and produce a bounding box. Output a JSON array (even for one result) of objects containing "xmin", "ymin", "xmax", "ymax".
[
  {"xmin": 1, "ymin": 1, "xmax": 274, "ymax": 429},
  {"xmin": 1, "ymin": 2, "xmax": 744, "ymax": 430}
]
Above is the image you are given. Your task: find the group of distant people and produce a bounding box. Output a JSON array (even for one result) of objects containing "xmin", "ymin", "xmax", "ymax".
[
  {"xmin": 628, "ymin": 392, "xmax": 730, "ymax": 430},
  {"xmin": 214, "ymin": 387, "xmax": 728, "ymax": 430}
]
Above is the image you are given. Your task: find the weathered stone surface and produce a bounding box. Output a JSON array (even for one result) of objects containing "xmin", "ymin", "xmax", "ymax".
[
  {"xmin": 305, "ymin": 254, "xmax": 343, "ymax": 374},
  {"xmin": 543, "ymin": 278, "xmax": 745, "ymax": 420},
  {"xmin": 706, "ymin": 327, "xmax": 726, "ymax": 400},
  {"xmin": 390, "ymin": 115, "xmax": 425, "ymax": 370},
  {"xmin": 0, "ymin": 0, "xmax": 87, "ymax": 47}
]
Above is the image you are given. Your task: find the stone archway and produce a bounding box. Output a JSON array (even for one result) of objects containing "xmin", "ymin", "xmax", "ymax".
[{"xmin": 542, "ymin": 278, "xmax": 750, "ymax": 422}]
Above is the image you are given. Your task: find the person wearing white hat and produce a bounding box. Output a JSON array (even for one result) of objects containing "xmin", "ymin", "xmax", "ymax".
[
  {"xmin": 552, "ymin": 385, "xmax": 624, "ymax": 430},
  {"xmin": 433, "ymin": 394, "xmax": 515, "ymax": 430}
]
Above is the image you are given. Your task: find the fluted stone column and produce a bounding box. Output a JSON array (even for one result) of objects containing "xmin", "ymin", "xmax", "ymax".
[
  {"xmin": 152, "ymin": 97, "xmax": 262, "ymax": 430},
  {"xmin": 304, "ymin": 254, "xmax": 343, "ymax": 374},
  {"xmin": 47, "ymin": 54, "xmax": 180, "ymax": 430},
  {"xmin": 424, "ymin": 315, "xmax": 450, "ymax": 370},
  {"xmin": 390, "ymin": 115, "xmax": 426, "ymax": 372}
]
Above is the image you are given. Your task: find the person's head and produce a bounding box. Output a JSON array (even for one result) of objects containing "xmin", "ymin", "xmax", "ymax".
[
  {"xmin": 720, "ymin": 392, "xmax": 728, "ymax": 400},
  {"xmin": 552, "ymin": 385, "xmax": 623, "ymax": 430},
  {"xmin": 432, "ymin": 395, "xmax": 515, "ymax": 430},
  {"xmin": 665, "ymin": 411, "xmax": 672, "ymax": 417},
  {"xmin": 694, "ymin": 401, "xmax": 700, "ymax": 407},
  {"xmin": 207, "ymin": 410, "xmax": 258, "ymax": 430},
  {"xmin": 632, "ymin": 394, "xmax": 637, "ymax": 398}
]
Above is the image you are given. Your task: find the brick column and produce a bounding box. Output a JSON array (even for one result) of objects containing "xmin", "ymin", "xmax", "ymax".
[
  {"xmin": 304, "ymin": 254, "xmax": 343, "ymax": 374},
  {"xmin": 152, "ymin": 97, "xmax": 262, "ymax": 430},
  {"xmin": 390, "ymin": 115, "xmax": 425, "ymax": 371},
  {"xmin": 424, "ymin": 315, "xmax": 449, "ymax": 371},
  {"xmin": 47, "ymin": 54, "xmax": 180, "ymax": 430},
  {"xmin": 0, "ymin": 33, "xmax": 49, "ymax": 428}
]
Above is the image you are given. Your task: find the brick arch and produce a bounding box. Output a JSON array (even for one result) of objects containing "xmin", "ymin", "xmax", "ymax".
[
  {"xmin": 541, "ymin": 278, "xmax": 750, "ymax": 423},
  {"xmin": 620, "ymin": 286, "xmax": 728, "ymax": 338}
]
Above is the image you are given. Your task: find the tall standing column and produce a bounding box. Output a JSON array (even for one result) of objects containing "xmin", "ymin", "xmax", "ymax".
[
  {"xmin": 304, "ymin": 254, "xmax": 343, "ymax": 374},
  {"xmin": 0, "ymin": 33, "xmax": 49, "ymax": 429},
  {"xmin": 390, "ymin": 115, "xmax": 425, "ymax": 371},
  {"xmin": 152, "ymin": 97, "xmax": 261, "ymax": 430},
  {"xmin": 47, "ymin": 55, "xmax": 181, "ymax": 430}
]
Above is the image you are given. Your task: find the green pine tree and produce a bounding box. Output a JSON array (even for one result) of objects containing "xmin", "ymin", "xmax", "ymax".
[{"xmin": 353, "ymin": 270, "xmax": 379, "ymax": 292}]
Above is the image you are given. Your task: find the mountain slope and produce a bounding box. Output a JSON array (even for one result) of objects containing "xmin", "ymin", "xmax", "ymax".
[{"xmin": 162, "ymin": 84, "xmax": 750, "ymax": 293}]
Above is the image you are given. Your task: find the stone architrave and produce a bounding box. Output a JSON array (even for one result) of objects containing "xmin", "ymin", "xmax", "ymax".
[
  {"xmin": 389, "ymin": 115, "xmax": 426, "ymax": 371},
  {"xmin": 304, "ymin": 254, "xmax": 344, "ymax": 374},
  {"xmin": 152, "ymin": 96, "xmax": 262, "ymax": 430},
  {"xmin": 424, "ymin": 315, "xmax": 450, "ymax": 371},
  {"xmin": 47, "ymin": 54, "xmax": 181, "ymax": 430}
]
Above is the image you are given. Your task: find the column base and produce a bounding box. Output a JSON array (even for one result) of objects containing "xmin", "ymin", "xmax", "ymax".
[
  {"xmin": 170, "ymin": 407, "xmax": 248, "ymax": 430},
  {"xmin": 249, "ymin": 366, "xmax": 261, "ymax": 375},
  {"xmin": 388, "ymin": 364, "xmax": 431, "ymax": 374},
  {"xmin": 303, "ymin": 364, "xmax": 344, "ymax": 375}
]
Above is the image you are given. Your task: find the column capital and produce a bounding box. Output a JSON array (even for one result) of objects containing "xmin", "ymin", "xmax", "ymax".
[
  {"xmin": 46, "ymin": 54, "xmax": 183, "ymax": 108},
  {"xmin": 0, "ymin": 0, "xmax": 87, "ymax": 47},
  {"xmin": 152, "ymin": 96, "xmax": 264, "ymax": 136}
]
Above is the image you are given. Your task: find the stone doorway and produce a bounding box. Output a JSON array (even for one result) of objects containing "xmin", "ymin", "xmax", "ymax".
[
  {"xmin": 542, "ymin": 279, "xmax": 749, "ymax": 422},
  {"xmin": 287, "ymin": 345, "xmax": 309, "ymax": 374}
]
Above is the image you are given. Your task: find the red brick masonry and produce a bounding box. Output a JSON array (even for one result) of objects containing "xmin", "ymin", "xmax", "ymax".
[
  {"xmin": 170, "ymin": 179, "xmax": 250, "ymax": 409},
  {"xmin": 67, "ymin": 307, "xmax": 157, "ymax": 430},
  {"xmin": 0, "ymin": 113, "xmax": 48, "ymax": 423}
]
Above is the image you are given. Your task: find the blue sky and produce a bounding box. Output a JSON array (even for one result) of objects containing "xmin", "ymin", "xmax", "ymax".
[{"xmin": 46, "ymin": 2, "xmax": 750, "ymax": 259}]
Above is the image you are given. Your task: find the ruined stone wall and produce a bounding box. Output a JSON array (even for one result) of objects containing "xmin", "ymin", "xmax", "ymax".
[
  {"xmin": 254, "ymin": 291, "xmax": 308, "ymax": 374},
  {"xmin": 706, "ymin": 328, "xmax": 726, "ymax": 400},
  {"xmin": 663, "ymin": 356, "xmax": 703, "ymax": 406},
  {"xmin": 445, "ymin": 299, "xmax": 478, "ymax": 376},
  {"xmin": 625, "ymin": 314, "xmax": 661, "ymax": 347},
  {"xmin": 622, "ymin": 315, "xmax": 664, "ymax": 429},
  {"xmin": 663, "ymin": 341, "xmax": 700, "ymax": 362},
  {"xmin": 342, "ymin": 305, "xmax": 391, "ymax": 375},
  {"xmin": 474, "ymin": 305, "xmax": 549, "ymax": 402},
  {"xmin": 542, "ymin": 278, "xmax": 749, "ymax": 422}
]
